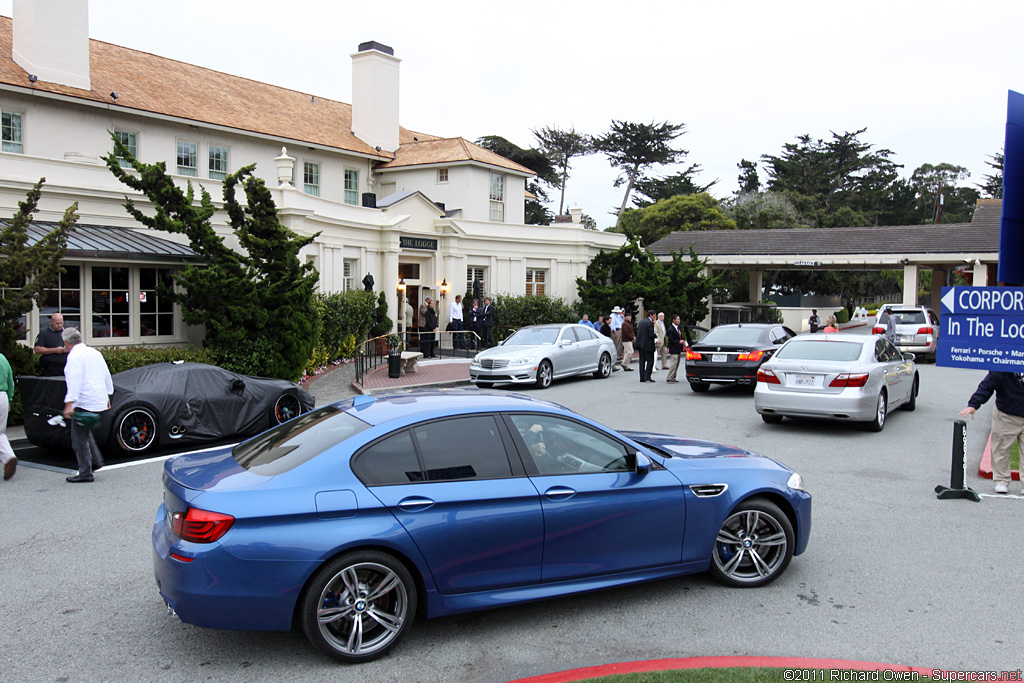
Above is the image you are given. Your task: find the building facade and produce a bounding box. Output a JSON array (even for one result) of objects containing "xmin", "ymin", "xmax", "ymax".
[{"xmin": 0, "ymin": 1, "xmax": 623, "ymax": 348}]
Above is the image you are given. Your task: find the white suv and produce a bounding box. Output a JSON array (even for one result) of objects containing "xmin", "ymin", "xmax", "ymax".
[{"xmin": 873, "ymin": 306, "xmax": 939, "ymax": 361}]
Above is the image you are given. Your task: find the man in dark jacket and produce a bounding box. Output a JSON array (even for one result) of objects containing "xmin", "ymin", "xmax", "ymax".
[
  {"xmin": 481, "ymin": 297, "xmax": 495, "ymax": 348},
  {"xmin": 619, "ymin": 312, "xmax": 635, "ymax": 371},
  {"xmin": 635, "ymin": 310, "xmax": 657, "ymax": 383},
  {"xmin": 665, "ymin": 315, "xmax": 683, "ymax": 383},
  {"xmin": 960, "ymin": 371, "xmax": 1024, "ymax": 494}
]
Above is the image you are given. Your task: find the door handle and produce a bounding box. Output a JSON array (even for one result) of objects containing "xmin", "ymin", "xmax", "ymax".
[
  {"xmin": 544, "ymin": 487, "xmax": 576, "ymax": 500},
  {"xmin": 398, "ymin": 497, "xmax": 435, "ymax": 511}
]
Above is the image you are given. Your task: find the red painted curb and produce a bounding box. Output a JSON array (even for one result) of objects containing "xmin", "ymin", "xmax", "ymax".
[
  {"xmin": 506, "ymin": 656, "xmax": 936, "ymax": 683},
  {"xmin": 977, "ymin": 433, "xmax": 1022, "ymax": 481}
]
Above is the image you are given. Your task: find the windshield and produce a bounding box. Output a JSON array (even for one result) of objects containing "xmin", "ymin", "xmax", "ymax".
[
  {"xmin": 504, "ymin": 327, "xmax": 561, "ymax": 346},
  {"xmin": 700, "ymin": 326, "xmax": 764, "ymax": 346},
  {"xmin": 233, "ymin": 405, "xmax": 370, "ymax": 476},
  {"xmin": 775, "ymin": 340, "xmax": 863, "ymax": 362}
]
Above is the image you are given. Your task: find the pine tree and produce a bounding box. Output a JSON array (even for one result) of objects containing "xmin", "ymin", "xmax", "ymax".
[{"xmin": 105, "ymin": 134, "xmax": 319, "ymax": 380}]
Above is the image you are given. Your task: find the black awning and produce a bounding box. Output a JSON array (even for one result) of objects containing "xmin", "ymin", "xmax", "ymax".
[{"xmin": 17, "ymin": 222, "xmax": 202, "ymax": 263}]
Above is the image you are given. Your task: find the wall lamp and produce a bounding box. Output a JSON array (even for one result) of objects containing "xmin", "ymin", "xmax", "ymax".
[
  {"xmin": 397, "ymin": 278, "xmax": 406, "ymax": 294},
  {"xmin": 440, "ymin": 279, "xmax": 449, "ymax": 299},
  {"xmin": 28, "ymin": 74, "xmax": 37, "ymax": 83}
]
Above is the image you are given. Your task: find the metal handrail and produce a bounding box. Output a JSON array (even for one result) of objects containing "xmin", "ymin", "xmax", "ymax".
[{"xmin": 353, "ymin": 330, "xmax": 484, "ymax": 385}]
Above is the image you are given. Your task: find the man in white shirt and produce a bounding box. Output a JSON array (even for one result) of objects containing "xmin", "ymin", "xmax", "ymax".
[
  {"xmin": 62, "ymin": 327, "xmax": 113, "ymax": 483},
  {"xmin": 609, "ymin": 306, "xmax": 625, "ymax": 364},
  {"xmin": 449, "ymin": 294, "xmax": 466, "ymax": 349}
]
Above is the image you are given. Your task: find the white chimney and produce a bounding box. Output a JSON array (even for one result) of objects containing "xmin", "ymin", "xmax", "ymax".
[
  {"xmin": 351, "ymin": 41, "xmax": 400, "ymax": 154},
  {"xmin": 13, "ymin": 0, "xmax": 91, "ymax": 91}
]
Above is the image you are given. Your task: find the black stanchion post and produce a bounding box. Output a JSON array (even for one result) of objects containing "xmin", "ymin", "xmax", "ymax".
[{"xmin": 935, "ymin": 419, "xmax": 981, "ymax": 501}]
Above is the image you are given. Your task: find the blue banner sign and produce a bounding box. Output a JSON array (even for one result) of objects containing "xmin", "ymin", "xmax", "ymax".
[
  {"xmin": 937, "ymin": 286, "xmax": 1024, "ymax": 371},
  {"xmin": 999, "ymin": 90, "xmax": 1024, "ymax": 284}
]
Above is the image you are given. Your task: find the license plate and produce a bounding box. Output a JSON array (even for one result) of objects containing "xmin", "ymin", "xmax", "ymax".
[
  {"xmin": 899, "ymin": 335, "xmax": 914, "ymax": 342},
  {"xmin": 792, "ymin": 374, "xmax": 822, "ymax": 387},
  {"xmin": 711, "ymin": 353, "xmax": 727, "ymax": 363}
]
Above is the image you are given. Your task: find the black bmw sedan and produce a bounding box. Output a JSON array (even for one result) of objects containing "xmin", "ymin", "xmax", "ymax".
[{"xmin": 685, "ymin": 323, "xmax": 796, "ymax": 392}]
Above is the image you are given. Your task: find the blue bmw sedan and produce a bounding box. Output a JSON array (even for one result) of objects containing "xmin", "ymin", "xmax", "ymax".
[{"xmin": 153, "ymin": 390, "xmax": 811, "ymax": 663}]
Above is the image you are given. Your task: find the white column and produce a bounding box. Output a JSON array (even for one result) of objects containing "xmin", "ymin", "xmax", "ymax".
[
  {"xmin": 972, "ymin": 260, "xmax": 987, "ymax": 286},
  {"xmin": 748, "ymin": 270, "xmax": 763, "ymax": 303},
  {"xmin": 383, "ymin": 250, "xmax": 399, "ymax": 333},
  {"xmin": 930, "ymin": 268, "xmax": 946, "ymax": 318},
  {"xmin": 701, "ymin": 267, "xmax": 713, "ymax": 328},
  {"xmin": 902, "ymin": 264, "xmax": 919, "ymax": 306}
]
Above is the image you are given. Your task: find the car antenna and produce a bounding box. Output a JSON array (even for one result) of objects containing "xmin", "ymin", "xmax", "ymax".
[{"xmin": 352, "ymin": 395, "xmax": 377, "ymax": 409}]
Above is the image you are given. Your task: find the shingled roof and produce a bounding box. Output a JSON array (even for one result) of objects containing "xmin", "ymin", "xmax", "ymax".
[
  {"xmin": 648, "ymin": 199, "xmax": 1002, "ymax": 257},
  {"xmin": 0, "ymin": 15, "xmax": 525, "ymax": 174}
]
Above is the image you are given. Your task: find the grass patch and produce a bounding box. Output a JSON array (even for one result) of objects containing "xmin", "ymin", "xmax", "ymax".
[{"xmin": 572, "ymin": 669, "xmax": 932, "ymax": 683}]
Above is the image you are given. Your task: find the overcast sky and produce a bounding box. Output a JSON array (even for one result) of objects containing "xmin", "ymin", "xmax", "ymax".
[{"xmin": 3, "ymin": 0, "xmax": 1021, "ymax": 228}]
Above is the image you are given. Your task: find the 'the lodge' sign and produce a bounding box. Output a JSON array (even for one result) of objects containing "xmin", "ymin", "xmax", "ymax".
[{"xmin": 400, "ymin": 236, "xmax": 438, "ymax": 251}]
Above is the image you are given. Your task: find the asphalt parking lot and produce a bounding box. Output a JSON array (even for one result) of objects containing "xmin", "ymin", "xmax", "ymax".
[{"xmin": 1, "ymin": 359, "xmax": 1020, "ymax": 683}]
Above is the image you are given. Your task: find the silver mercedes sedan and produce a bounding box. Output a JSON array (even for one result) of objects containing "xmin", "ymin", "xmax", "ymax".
[
  {"xmin": 753, "ymin": 333, "xmax": 919, "ymax": 431},
  {"xmin": 469, "ymin": 323, "xmax": 616, "ymax": 389}
]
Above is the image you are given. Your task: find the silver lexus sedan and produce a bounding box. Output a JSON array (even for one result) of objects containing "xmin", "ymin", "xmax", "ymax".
[
  {"xmin": 754, "ymin": 333, "xmax": 919, "ymax": 431},
  {"xmin": 470, "ymin": 323, "xmax": 615, "ymax": 389}
]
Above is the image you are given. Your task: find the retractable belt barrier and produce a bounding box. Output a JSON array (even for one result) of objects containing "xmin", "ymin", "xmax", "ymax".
[{"xmin": 935, "ymin": 419, "xmax": 981, "ymax": 501}]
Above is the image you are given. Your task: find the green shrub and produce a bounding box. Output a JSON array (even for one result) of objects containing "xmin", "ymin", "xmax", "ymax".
[
  {"xmin": 490, "ymin": 293, "xmax": 584, "ymax": 342},
  {"xmin": 318, "ymin": 291, "xmax": 375, "ymax": 355},
  {"xmin": 7, "ymin": 343, "xmax": 39, "ymax": 425},
  {"xmin": 209, "ymin": 337, "xmax": 278, "ymax": 377},
  {"xmin": 100, "ymin": 345, "xmax": 218, "ymax": 375},
  {"xmin": 836, "ymin": 308, "xmax": 850, "ymax": 324}
]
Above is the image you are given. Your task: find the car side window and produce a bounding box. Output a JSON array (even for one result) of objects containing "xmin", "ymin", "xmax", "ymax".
[
  {"xmin": 578, "ymin": 326, "xmax": 597, "ymax": 341},
  {"xmin": 508, "ymin": 414, "xmax": 631, "ymax": 475},
  {"xmin": 876, "ymin": 339, "xmax": 899, "ymax": 362},
  {"xmin": 353, "ymin": 430, "xmax": 423, "ymax": 486},
  {"xmin": 412, "ymin": 415, "xmax": 512, "ymax": 481},
  {"xmin": 874, "ymin": 339, "xmax": 887, "ymax": 363},
  {"xmin": 560, "ymin": 328, "xmax": 578, "ymax": 344},
  {"xmin": 928, "ymin": 310, "xmax": 939, "ymax": 326}
]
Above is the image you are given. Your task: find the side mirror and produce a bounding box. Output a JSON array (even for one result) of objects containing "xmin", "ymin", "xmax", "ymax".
[
  {"xmin": 230, "ymin": 379, "xmax": 245, "ymax": 394},
  {"xmin": 560, "ymin": 339, "xmax": 572, "ymax": 346},
  {"xmin": 903, "ymin": 352, "xmax": 916, "ymax": 362},
  {"xmin": 635, "ymin": 452, "xmax": 652, "ymax": 476}
]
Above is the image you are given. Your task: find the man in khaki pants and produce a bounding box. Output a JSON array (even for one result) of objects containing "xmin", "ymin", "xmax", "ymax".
[
  {"xmin": 665, "ymin": 315, "xmax": 683, "ymax": 383},
  {"xmin": 654, "ymin": 312, "xmax": 667, "ymax": 373},
  {"xmin": 959, "ymin": 371, "xmax": 1024, "ymax": 495}
]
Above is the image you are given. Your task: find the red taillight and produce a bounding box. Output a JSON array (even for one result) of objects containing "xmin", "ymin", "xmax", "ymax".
[
  {"xmin": 872, "ymin": 326, "xmax": 885, "ymax": 334},
  {"xmin": 829, "ymin": 372, "xmax": 870, "ymax": 388},
  {"xmin": 738, "ymin": 350, "xmax": 764, "ymax": 362},
  {"xmin": 757, "ymin": 368, "xmax": 781, "ymax": 384},
  {"xmin": 170, "ymin": 507, "xmax": 235, "ymax": 544},
  {"xmin": 917, "ymin": 327, "xmax": 932, "ymax": 335},
  {"xmin": 686, "ymin": 349, "xmax": 701, "ymax": 360}
]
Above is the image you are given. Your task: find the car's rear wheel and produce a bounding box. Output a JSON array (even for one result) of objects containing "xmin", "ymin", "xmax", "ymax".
[
  {"xmin": 866, "ymin": 391, "xmax": 887, "ymax": 432},
  {"xmin": 301, "ymin": 550, "xmax": 416, "ymax": 663},
  {"xmin": 901, "ymin": 375, "xmax": 919, "ymax": 411},
  {"xmin": 535, "ymin": 360, "xmax": 553, "ymax": 389},
  {"xmin": 689, "ymin": 381, "xmax": 710, "ymax": 393},
  {"xmin": 273, "ymin": 392, "xmax": 302, "ymax": 425},
  {"xmin": 593, "ymin": 352, "xmax": 612, "ymax": 379},
  {"xmin": 709, "ymin": 497, "xmax": 794, "ymax": 588},
  {"xmin": 114, "ymin": 406, "xmax": 158, "ymax": 454},
  {"xmin": 761, "ymin": 413, "xmax": 784, "ymax": 424}
]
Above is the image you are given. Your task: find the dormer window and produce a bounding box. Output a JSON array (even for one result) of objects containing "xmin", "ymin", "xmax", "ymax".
[{"xmin": 489, "ymin": 172, "xmax": 504, "ymax": 222}]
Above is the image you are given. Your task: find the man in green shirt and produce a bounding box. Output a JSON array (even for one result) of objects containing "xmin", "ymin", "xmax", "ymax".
[{"xmin": 0, "ymin": 352, "xmax": 17, "ymax": 480}]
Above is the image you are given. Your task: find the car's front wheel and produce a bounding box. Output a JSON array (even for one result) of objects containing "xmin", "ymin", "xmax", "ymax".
[
  {"xmin": 535, "ymin": 360, "xmax": 553, "ymax": 389},
  {"xmin": 301, "ymin": 550, "xmax": 417, "ymax": 663},
  {"xmin": 866, "ymin": 391, "xmax": 887, "ymax": 432},
  {"xmin": 709, "ymin": 497, "xmax": 794, "ymax": 588},
  {"xmin": 593, "ymin": 352, "xmax": 612, "ymax": 379},
  {"xmin": 114, "ymin": 405, "xmax": 158, "ymax": 455}
]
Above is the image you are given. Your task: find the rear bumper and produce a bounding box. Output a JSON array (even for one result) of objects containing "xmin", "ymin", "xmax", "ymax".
[
  {"xmin": 685, "ymin": 362, "xmax": 760, "ymax": 385},
  {"xmin": 754, "ymin": 386, "xmax": 877, "ymax": 422},
  {"xmin": 152, "ymin": 505, "xmax": 309, "ymax": 632}
]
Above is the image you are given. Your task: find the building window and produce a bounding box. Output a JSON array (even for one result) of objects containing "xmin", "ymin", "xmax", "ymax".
[
  {"xmin": 304, "ymin": 161, "xmax": 321, "ymax": 196},
  {"xmin": 343, "ymin": 260, "xmax": 356, "ymax": 291},
  {"xmin": 209, "ymin": 145, "xmax": 229, "ymax": 180},
  {"xmin": 437, "ymin": 167, "xmax": 449, "ymax": 183},
  {"xmin": 489, "ymin": 172, "xmax": 504, "ymax": 222},
  {"xmin": 2, "ymin": 110, "xmax": 23, "ymax": 154},
  {"xmin": 92, "ymin": 266, "xmax": 131, "ymax": 338},
  {"xmin": 176, "ymin": 140, "xmax": 198, "ymax": 176},
  {"xmin": 526, "ymin": 269, "xmax": 546, "ymax": 296},
  {"xmin": 139, "ymin": 267, "xmax": 175, "ymax": 336},
  {"xmin": 39, "ymin": 266, "xmax": 81, "ymax": 330},
  {"xmin": 344, "ymin": 169, "xmax": 359, "ymax": 205},
  {"xmin": 467, "ymin": 266, "xmax": 486, "ymax": 297},
  {"xmin": 114, "ymin": 130, "xmax": 138, "ymax": 167},
  {"xmin": 399, "ymin": 263, "xmax": 421, "ymax": 281}
]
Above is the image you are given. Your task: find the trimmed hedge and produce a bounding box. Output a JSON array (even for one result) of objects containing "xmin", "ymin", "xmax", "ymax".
[
  {"xmin": 100, "ymin": 345, "xmax": 218, "ymax": 375},
  {"xmin": 488, "ymin": 293, "xmax": 585, "ymax": 342}
]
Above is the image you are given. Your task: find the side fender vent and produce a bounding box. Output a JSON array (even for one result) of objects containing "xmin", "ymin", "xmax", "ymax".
[{"xmin": 689, "ymin": 483, "xmax": 728, "ymax": 497}]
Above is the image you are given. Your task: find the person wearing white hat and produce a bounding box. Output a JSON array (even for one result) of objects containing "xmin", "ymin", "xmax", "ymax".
[{"xmin": 610, "ymin": 306, "xmax": 625, "ymax": 364}]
